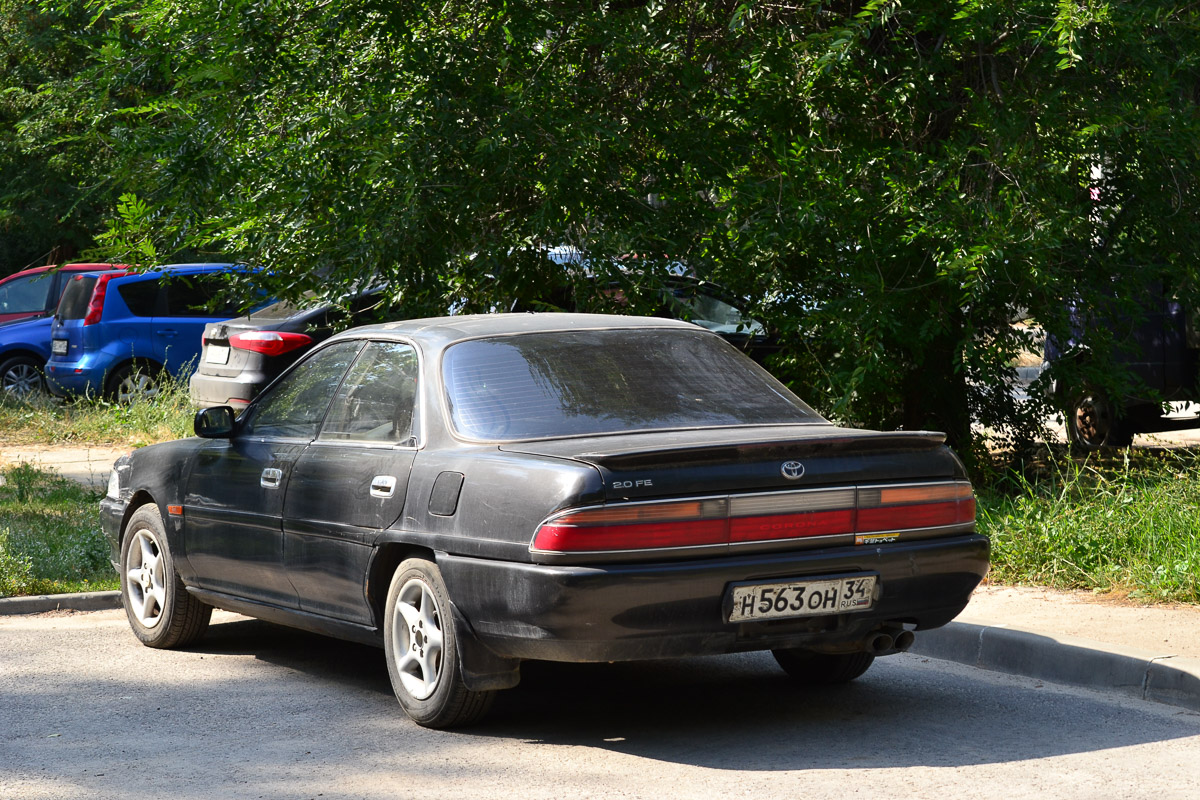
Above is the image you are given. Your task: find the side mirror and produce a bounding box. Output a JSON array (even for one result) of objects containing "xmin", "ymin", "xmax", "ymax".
[{"xmin": 194, "ymin": 406, "xmax": 236, "ymax": 438}]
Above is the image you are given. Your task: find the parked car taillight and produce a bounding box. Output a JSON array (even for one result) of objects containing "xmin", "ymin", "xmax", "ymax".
[
  {"xmin": 228, "ymin": 331, "xmax": 313, "ymax": 357},
  {"xmin": 531, "ymin": 482, "xmax": 975, "ymax": 554},
  {"xmin": 82, "ymin": 273, "xmax": 125, "ymax": 326}
]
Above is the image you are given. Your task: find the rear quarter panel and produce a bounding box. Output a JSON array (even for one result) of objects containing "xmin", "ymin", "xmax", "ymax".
[{"xmin": 392, "ymin": 448, "xmax": 603, "ymax": 561}]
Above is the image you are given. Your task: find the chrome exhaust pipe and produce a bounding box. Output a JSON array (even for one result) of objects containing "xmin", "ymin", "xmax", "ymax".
[
  {"xmin": 893, "ymin": 630, "xmax": 915, "ymax": 652},
  {"xmin": 867, "ymin": 632, "xmax": 895, "ymax": 655}
]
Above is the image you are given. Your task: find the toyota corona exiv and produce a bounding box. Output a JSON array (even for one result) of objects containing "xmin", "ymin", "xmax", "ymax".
[{"xmin": 102, "ymin": 313, "xmax": 989, "ymax": 728}]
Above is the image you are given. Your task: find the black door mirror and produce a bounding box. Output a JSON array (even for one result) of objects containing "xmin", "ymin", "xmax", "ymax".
[{"xmin": 194, "ymin": 406, "xmax": 236, "ymax": 438}]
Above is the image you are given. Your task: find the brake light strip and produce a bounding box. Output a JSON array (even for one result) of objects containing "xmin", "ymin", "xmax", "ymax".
[{"xmin": 533, "ymin": 482, "xmax": 975, "ymax": 554}]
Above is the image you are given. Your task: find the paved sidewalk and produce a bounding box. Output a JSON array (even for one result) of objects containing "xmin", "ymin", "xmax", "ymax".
[
  {"xmin": 0, "ymin": 444, "xmax": 128, "ymax": 489},
  {"xmin": 911, "ymin": 584, "xmax": 1200, "ymax": 711}
]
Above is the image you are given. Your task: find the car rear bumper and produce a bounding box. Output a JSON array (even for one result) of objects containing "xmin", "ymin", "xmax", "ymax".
[
  {"xmin": 438, "ymin": 533, "xmax": 990, "ymax": 663},
  {"xmin": 45, "ymin": 357, "xmax": 107, "ymax": 396},
  {"xmin": 189, "ymin": 370, "xmax": 263, "ymax": 408}
]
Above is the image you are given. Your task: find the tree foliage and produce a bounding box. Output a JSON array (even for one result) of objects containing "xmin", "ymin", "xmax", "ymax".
[
  {"xmin": 6, "ymin": 0, "xmax": 1200, "ymax": 465},
  {"xmin": 0, "ymin": 1, "xmax": 118, "ymax": 268}
]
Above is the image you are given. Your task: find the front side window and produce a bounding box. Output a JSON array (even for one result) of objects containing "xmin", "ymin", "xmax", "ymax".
[
  {"xmin": 319, "ymin": 341, "xmax": 419, "ymax": 445},
  {"xmin": 164, "ymin": 273, "xmax": 244, "ymax": 317},
  {"xmin": 444, "ymin": 328, "xmax": 821, "ymax": 441},
  {"xmin": 0, "ymin": 273, "xmax": 52, "ymax": 314},
  {"xmin": 666, "ymin": 288, "xmax": 766, "ymax": 336},
  {"xmin": 241, "ymin": 341, "xmax": 363, "ymax": 439}
]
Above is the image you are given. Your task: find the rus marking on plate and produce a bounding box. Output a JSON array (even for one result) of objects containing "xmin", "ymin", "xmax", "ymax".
[{"xmin": 780, "ymin": 460, "xmax": 805, "ymax": 480}]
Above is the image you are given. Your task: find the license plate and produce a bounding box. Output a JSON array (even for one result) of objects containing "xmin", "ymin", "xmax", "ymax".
[
  {"xmin": 726, "ymin": 575, "xmax": 877, "ymax": 622},
  {"xmin": 51, "ymin": 339, "xmax": 68, "ymax": 355},
  {"xmin": 205, "ymin": 345, "xmax": 229, "ymax": 365}
]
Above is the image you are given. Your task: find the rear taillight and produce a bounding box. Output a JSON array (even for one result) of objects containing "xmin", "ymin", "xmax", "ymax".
[
  {"xmin": 856, "ymin": 483, "xmax": 976, "ymax": 533},
  {"xmin": 229, "ymin": 331, "xmax": 313, "ymax": 357},
  {"xmin": 82, "ymin": 273, "xmax": 125, "ymax": 326},
  {"xmin": 531, "ymin": 482, "xmax": 975, "ymax": 555},
  {"xmin": 534, "ymin": 499, "xmax": 729, "ymax": 552}
]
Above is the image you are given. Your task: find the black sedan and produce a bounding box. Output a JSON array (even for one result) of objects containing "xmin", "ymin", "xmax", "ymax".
[{"xmin": 102, "ymin": 313, "xmax": 988, "ymax": 728}]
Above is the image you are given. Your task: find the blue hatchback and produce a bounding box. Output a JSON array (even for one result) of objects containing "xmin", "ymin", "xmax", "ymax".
[{"xmin": 45, "ymin": 264, "xmax": 262, "ymax": 401}]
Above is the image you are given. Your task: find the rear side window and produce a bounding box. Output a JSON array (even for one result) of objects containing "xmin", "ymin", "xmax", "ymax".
[
  {"xmin": 444, "ymin": 328, "xmax": 820, "ymax": 441},
  {"xmin": 0, "ymin": 272, "xmax": 53, "ymax": 314},
  {"xmin": 320, "ymin": 342, "xmax": 419, "ymax": 444},
  {"xmin": 57, "ymin": 276, "xmax": 99, "ymax": 320},
  {"xmin": 117, "ymin": 279, "xmax": 160, "ymax": 317}
]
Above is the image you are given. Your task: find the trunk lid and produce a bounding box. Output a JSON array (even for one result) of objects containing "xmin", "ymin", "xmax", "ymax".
[{"xmin": 500, "ymin": 424, "xmax": 962, "ymax": 501}]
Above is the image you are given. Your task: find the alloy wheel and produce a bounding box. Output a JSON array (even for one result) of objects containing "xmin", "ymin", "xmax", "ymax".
[
  {"xmin": 390, "ymin": 578, "xmax": 445, "ymax": 700},
  {"xmin": 124, "ymin": 529, "xmax": 166, "ymax": 628},
  {"xmin": 1, "ymin": 361, "xmax": 43, "ymax": 400}
]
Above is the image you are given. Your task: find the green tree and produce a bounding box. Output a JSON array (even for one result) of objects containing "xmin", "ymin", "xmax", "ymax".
[
  {"xmin": 0, "ymin": 1, "xmax": 119, "ymax": 272},
  {"xmin": 17, "ymin": 0, "xmax": 1200, "ymax": 464}
]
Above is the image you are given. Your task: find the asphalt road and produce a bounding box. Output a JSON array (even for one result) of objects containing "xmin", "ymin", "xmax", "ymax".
[{"xmin": 4, "ymin": 609, "xmax": 1200, "ymax": 800}]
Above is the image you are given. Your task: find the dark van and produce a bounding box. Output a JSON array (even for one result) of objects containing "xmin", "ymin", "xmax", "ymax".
[{"xmin": 1046, "ymin": 283, "xmax": 1200, "ymax": 449}]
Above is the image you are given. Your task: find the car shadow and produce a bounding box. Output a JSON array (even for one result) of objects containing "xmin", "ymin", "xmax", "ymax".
[
  {"xmin": 187, "ymin": 614, "xmax": 393, "ymax": 696},
  {"xmin": 189, "ymin": 616, "xmax": 1200, "ymax": 771},
  {"xmin": 483, "ymin": 655, "xmax": 1200, "ymax": 770}
]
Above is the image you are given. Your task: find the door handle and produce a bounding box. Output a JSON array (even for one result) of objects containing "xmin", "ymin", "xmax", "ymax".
[
  {"xmin": 261, "ymin": 468, "xmax": 283, "ymax": 489},
  {"xmin": 370, "ymin": 475, "xmax": 397, "ymax": 498},
  {"xmin": 156, "ymin": 329, "xmax": 179, "ymax": 337}
]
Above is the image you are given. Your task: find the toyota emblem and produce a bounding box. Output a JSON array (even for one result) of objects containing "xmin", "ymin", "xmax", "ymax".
[{"xmin": 780, "ymin": 460, "xmax": 806, "ymax": 480}]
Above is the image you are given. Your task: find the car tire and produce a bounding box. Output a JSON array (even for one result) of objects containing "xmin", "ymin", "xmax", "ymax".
[
  {"xmin": 107, "ymin": 362, "xmax": 163, "ymax": 404},
  {"xmin": 383, "ymin": 558, "xmax": 495, "ymax": 728},
  {"xmin": 0, "ymin": 355, "xmax": 46, "ymax": 401},
  {"xmin": 119, "ymin": 504, "xmax": 212, "ymax": 648},
  {"xmin": 771, "ymin": 648, "xmax": 876, "ymax": 685},
  {"xmin": 1066, "ymin": 388, "xmax": 1133, "ymax": 451}
]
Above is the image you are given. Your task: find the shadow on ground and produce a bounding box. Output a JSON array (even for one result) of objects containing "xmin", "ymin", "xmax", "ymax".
[{"xmin": 186, "ymin": 616, "xmax": 1200, "ymax": 772}]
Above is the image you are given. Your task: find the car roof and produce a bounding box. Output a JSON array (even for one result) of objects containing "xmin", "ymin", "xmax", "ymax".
[
  {"xmin": 328, "ymin": 312, "xmax": 706, "ymax": 351},
  {"xmin": 1, "ymin": 263, "xmax": 125, "ymax": 282},
  {"xmin": 71, "ymin": 263, "xmax": 238, "ymax": 281}
]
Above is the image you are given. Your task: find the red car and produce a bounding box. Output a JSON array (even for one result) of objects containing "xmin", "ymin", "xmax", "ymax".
[{"xmin": 0, "ymin": 263, "xmax": 125, "ymax": 325}]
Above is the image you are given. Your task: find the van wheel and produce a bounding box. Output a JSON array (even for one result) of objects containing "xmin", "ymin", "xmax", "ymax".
[
  {"xmin": 1066, "ymin": 389, "xmax": 1133, "ymax": 451},
  {"xmin": 107, "ymin": 363, "xmax": 162, "ymax": 404}
]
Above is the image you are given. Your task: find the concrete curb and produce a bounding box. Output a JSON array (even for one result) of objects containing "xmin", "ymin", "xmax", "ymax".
[
  {"xmin": 912, "ymin": 621, "xmax": 1200, "ymax": 712},
  {"xmin": 0, "ymin": 590, "xmax": 121, "ymax": 616}
]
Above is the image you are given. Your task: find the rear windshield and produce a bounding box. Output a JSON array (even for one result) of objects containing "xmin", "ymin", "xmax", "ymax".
[
  {"xmin": 57, "ymin": 275, "xmax": 98, "ymax": 321},
  {"xmin": 443, "ymin": 328, "xmax": 821, "ymax": 441},
  {"xmin": 248, "ymin": 298, "xmax": 308, "ymax": 320}
]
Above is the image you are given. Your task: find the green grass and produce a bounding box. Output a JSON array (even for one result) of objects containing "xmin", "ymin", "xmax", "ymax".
[
  {"xmin": 0, "ymin": 374, "xmax": 193, "ymax": 448},
  {"xmin": 980, "ymin": 448, "xmax": 1200, "ymax": 603},
  {"xmin": 0, "ymin": 463, "xmax": 117, "ymax": 597},
  {"xmin": 0, "ymin": 380, "xmax": 194, "ymax": 598}
]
